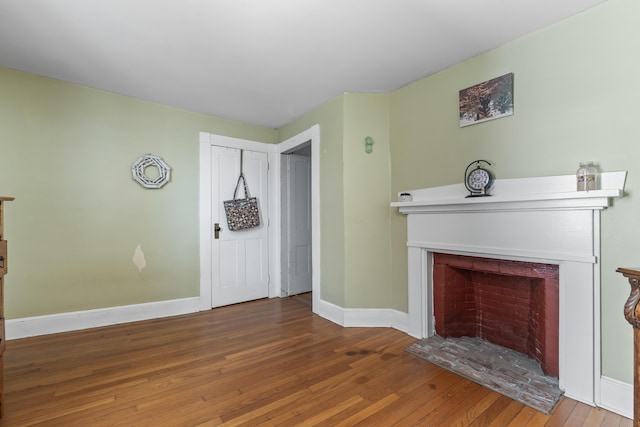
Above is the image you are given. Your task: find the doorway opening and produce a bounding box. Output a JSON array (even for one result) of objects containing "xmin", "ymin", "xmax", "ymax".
[{"xmin": 281, "ymin": 142, "xmax": 312, "ymax": 298}]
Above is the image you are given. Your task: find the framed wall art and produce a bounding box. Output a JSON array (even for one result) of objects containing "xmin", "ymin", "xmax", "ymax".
[{"xmin": 459, "ymin": 73, "xmax": 513, "ymax": 127}]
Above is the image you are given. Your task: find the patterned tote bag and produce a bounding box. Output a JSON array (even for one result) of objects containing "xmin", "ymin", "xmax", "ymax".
[{"xmin": 223, "ymin": 150, "xmax": 260, "ymax": 231}]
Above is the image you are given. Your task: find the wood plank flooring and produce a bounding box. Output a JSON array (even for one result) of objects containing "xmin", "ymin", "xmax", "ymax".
[{"xmin": 0, "ymin": 294, "xmax": 632, "ymax": 426}]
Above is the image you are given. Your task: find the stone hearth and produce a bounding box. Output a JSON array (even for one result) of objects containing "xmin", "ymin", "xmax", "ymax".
[{"xmin": 406, "ymin": 335, "xmax": 563, "ymax": 413}]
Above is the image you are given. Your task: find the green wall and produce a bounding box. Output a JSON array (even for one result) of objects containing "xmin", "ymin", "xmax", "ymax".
[
  {"xmin": 0, "ymin": 67, "xmax": 276, "ymax": 318},
  {"xmin": 389, "ymin": 0, "xmax": 639, "ymax": 383},
  {"xmin": 342, "ymin": 94, "xmax": 392, "ymax": 308}
]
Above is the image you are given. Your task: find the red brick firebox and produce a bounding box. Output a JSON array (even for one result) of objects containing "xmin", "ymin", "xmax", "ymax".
[{"xmin": 433, "ymin": 253, "xmax": 559, "ymax": 377}]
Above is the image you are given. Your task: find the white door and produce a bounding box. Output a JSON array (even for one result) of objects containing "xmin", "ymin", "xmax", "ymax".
[
  {"xmin": 285, "ymin": 153, "xmax": 312, "ymax": 296},
  {"xmin": 211, "ymin": 146, "xmax": 269, "ymax": 307}
]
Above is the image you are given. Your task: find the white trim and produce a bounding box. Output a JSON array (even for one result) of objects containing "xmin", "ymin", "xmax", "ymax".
[
  {"xmin": 405, "ymin": 242, "xmax": 597, "ymax": 264},
  {"xmin": 6, "ymin": 297, "xmax": 200, "ymax": 339},
  {"xmin": 198, "ymin": 133, "xmax": 213, "ymax": 310},
  {"xmin": 311, "ymin": 126, "xmax": 321, "ymax": 312},
  {"xmin": 599, "ymin": 376, "xmax": 633, "ymax": 419},
  {"xmin": 392, "ymin": 171, "xmax": 626, "ymax": 214},
  {"xmin": 593, "ymin": 210, "xmax": 603, "ymax": 408},
  {"xmin": 315, "ymin": 298, "xmax": 346, "ymax": 325},
  {"xmin": 345, "ymin": 309, "xmax": 408, "ymax": 332},
  {"xmin": 274, "ymin": 126, "xmax": 321, "ymax": 309},
  {"xmin": 315, "ymin": 298, "xmax": 408, "ymax": 332},
  {"xmin": 206, "ymin": 134, "xmax": 275, "ymax": 153}
]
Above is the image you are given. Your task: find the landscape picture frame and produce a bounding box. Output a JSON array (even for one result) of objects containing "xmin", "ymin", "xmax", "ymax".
[{"xmin": 459, "ymin": 73, "xmax": 514, "ymax": 127}]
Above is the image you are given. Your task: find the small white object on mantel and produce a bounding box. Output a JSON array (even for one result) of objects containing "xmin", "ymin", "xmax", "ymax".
[{"xmin": 391, "ymin": 171, "xmax": 626, "ymax": 213}]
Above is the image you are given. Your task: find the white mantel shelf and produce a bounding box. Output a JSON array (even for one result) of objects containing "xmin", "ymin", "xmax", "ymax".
[{"xmin": 391, "ymin": 171, "xmax": 626, "ymax": 213}]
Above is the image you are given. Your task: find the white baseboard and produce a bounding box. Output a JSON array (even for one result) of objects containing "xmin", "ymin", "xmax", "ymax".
[
  {"xmin": 598, "ymin": 376, "xmax": 633, "ymax": 420},
  {"xmin": 6, "ymin": 297, "xmax": 201, "ymax": 339},
  {"xmin": 314, "ymin": 298, "xmax": 346, "ymax": 325},
  {"xmin": 315, "ymin": 298, "xmax": 408, "ymax": 333}
]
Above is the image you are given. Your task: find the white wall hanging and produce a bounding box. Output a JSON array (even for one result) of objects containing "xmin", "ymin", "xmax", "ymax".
[{"xmin": 132, "ymin": 154, "xmax": 171, "ymax": 189}]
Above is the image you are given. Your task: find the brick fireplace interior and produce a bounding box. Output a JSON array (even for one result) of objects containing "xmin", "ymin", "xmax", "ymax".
[{"xmin": 433, "ymin": 253, "xmax": 559, "ymax": 377}]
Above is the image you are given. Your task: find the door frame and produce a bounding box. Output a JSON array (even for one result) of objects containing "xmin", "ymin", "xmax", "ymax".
[{"xmin": 199, "ymin": 125, "xmax": 320, "ymax": 311}]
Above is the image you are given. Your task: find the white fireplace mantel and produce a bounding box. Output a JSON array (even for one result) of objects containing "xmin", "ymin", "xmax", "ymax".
[
  {"xmin": 391, "ymin": 171, "xmax": 626, "ymax": 213},
  {"xmin": 392, "ymin": 171, "xmax": 626, "ymax": 408}
]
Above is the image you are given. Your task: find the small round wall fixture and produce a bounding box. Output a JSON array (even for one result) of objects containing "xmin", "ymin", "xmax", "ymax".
[{"xmin": 132, "ymin": 154, "xmax": 172, "ymax": 189}]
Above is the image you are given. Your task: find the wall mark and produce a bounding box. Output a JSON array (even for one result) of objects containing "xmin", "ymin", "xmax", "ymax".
[{"xmin": 133, "ymin": 244, "xmax": 146, "ymax": 273}]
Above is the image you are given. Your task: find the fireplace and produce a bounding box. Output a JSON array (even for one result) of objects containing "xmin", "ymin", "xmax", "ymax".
[
  {"xmin": 432, "ymin": 253, "xmax": 559, "ymax": 377},
  {"xmin": 392, "ymin": 171, "xmax": 626, "ymax": 407}
]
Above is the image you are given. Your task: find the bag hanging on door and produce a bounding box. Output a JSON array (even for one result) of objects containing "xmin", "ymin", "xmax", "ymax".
[{"xmin": 223, "ymin": 150, "xmax": 260, "ymax": 231}]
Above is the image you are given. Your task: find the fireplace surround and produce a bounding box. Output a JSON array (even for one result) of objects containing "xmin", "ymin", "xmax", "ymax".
[{"xmin": 392, "ymin": 171, "xmax": 626, "ymax": 406}]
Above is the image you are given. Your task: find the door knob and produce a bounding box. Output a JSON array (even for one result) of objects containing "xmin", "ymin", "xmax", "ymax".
[{"xmin": 214, "ymin": 223, "xmax": 222, "ymax": 239}]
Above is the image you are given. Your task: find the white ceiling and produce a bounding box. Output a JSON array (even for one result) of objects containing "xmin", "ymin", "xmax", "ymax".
[{"xmin": 0, "ymin": 0, "xmax": 606, "ymax": 129}]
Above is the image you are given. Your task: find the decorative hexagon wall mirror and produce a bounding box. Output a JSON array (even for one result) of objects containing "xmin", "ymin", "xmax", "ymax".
[{"xmin": 132, "ymin": 154, "xmax": 172, "ymax": 189}]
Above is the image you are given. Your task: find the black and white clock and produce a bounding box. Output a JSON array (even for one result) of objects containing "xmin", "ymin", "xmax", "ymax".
[{"xmin": 464, "ymin": 160, "xmax": 494, "ymax": 197}]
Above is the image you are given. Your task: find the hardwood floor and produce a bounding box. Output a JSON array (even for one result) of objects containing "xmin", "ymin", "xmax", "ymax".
[{"xmin": 0, "ymin": 294, "xmax": 632, "ymax": 426}]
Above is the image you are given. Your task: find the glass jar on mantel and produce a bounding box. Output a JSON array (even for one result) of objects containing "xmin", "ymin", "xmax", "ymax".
[{"xmin": 576, "ymin": 161, "xmax": 599, "ymax": 191}]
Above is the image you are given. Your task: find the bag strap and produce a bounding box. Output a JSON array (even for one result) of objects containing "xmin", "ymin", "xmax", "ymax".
[
  {"xmin": 233, "ymin": 175, "xmax": 250, "ymax": 199},
  {"xmin": 233, "ymin": 150, "xmax": 251, "ymax": 199}
]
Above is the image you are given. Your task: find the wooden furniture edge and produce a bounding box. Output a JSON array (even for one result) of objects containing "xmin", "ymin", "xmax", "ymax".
[{"xmin": 616, "ymin": 267, "xmax": 640, "ymax": 426}]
